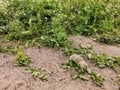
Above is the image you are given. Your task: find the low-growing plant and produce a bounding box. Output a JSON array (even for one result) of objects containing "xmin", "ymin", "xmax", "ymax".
[
  {"xmin": 114, "ymin": 57, "xmax": 120, "ymax": 65},
  {"xmin": 62, "ymin": 44, "xmax": 93, "ymax": 56},
  {"xmin": 88, "ymin": 53, "xmax": 120, "ymax": 72},
  {"xmin": 14, "ymin": 51, "xmax": 46, "ymax": 80},
  {"xmin": 0, "ymin": 46, "xmax": 18, "ymax": 54},
  {"xmin": 61, "ymin": 60, "xmax": 104, "ymax": 87},
  {"xmin": 61, "ymin": 60, "xmax": 88, "ymax": 80},
  {"xmin": 25, "ymin": 64, "xmax": 46, "ymax": 80},
  {"xmin": 95, "ymin": 30, "xmax": 120, "ymax": 45},
  {"xmin": 117, "ymin": 72, "xmax": 120, "ymax": 86},
  {"xmin": 88, "ymin": 53, "xmax": 108, "ymax": 68},
  {"xmin": 14, "ymin": 51, "xmax": 31, "ymax": 66},
  {"xmin": 87, "ymin": 68, "xmax": 104, "ymax": 87}
]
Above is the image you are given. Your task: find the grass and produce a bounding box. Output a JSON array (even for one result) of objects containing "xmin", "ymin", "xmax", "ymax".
[
  {"xmin": 0, "ymin": 0, "xmax": 120, "ymax": 47},
  {"xmin": 0, "ymin": 46, "xmax": 18, "ymax": 54},
  {"xmin": 95, "ymin": 30, "xmax": 120, "ymax": 45}
]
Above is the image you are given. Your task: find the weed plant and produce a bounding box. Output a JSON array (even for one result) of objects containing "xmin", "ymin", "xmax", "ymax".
[
  {"xmin": 88, "ymin": 53, "xmax": 120, "ymax": 72},
  {"xmin": 14, "ymin": 51, "xmax": 31, "ymax": 66},
  {"xmin": 0, "ymin": 0, "xmax": 120, "ymax": 46},
  {"xmin": 25, "ymin": 64, "xmax": 46, "ymax": 80},
  {"xmin": 61, "ymin": 60, "xmax": 104, "ymax": 87}
]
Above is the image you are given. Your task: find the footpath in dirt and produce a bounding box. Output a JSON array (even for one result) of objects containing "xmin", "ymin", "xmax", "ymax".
[{"xmin": 0, "ymin": 36, "xmax": 120, "ymax": 90}]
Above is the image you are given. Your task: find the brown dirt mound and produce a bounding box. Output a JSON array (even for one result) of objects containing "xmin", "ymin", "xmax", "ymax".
[
  {"xmin": 68, "ymin": 36, "xmax": 120, "ymax": 57},
  {"xmin": 0, "ymin": 36, "xmax": 120, "ymax": 90}
]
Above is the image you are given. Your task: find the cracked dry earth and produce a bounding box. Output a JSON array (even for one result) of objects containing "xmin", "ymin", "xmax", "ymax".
[{"xmin": 0, "ymin": 36, "xmax": 120, "ymax": 90}]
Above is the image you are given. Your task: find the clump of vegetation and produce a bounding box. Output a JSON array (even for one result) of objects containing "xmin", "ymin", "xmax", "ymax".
[
  {"xmin": 88, "ymin": 53, "xmax": 120, "ymax": 72},
  {"xmin": 87, "ymin": 68, "xmax": 104, "ymax": 87},
  {"xmin": 62, "ymin": 44, "xmax": 120, "ymax": 86},
  {"xmin": 0, "ymin": 45, "xmax": 18, "ymax": 54},
  {"xmin": 61, "ymin": 60, "xmax": 104, "ymax": 87},
  {"xmin": 66, "ymin": 44, "xmax": 120, "ymax": 72},
  {"xmin": 25, "ymin": 64, "xmax": 46, "ymax": 80},
  {"xmin": 63, "ymin": 44, "xmax": 92, "ymax": 56},
  {"xmin": 88, "ymin": 53, "xmax": 109, "ymax": 68},
  {"xmin": 0, "ymin": 0, "xmax": 120, "ymax": 47},
  {"xmin": 95, "ymin": 30, "xmax": 120, "ymax": 45},
  {"xmin": 61, "ymin": 60, "xmax": 89, "ymax": 80},
  {"xmin": 14, "ymin": 51, "xmax": 46, "ymax": 79},
  {"xmin": 14, "ymin": 51, "xmax": 31, "ymax": 66}
]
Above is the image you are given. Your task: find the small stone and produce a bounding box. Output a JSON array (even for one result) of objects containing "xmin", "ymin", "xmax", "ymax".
[{"xmin": 70, "ymin": 54, "xmax": 88, "ymax": 69}]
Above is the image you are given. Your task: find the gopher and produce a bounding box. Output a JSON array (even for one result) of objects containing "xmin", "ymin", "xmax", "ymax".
[{"xmin": 70, "ymin": 54, "xmax": 88, "ymax": 69}]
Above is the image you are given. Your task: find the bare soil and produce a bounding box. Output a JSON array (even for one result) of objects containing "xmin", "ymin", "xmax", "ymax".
[
  {"xmin": 0, "ymin": 36, "xmax": 120, "ymax": 90},
  {"xmin": 68, "ymin": 36, "xmax": 120, "ymax": 57}
]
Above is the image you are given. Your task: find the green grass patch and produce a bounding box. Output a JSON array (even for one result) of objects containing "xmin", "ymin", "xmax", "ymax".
[{"xmin": 0, "ymin": 0, "xmax": 120, "ymax": 46}]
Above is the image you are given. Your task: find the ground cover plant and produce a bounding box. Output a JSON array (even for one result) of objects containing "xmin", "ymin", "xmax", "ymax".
[
  {"xmin": 14, "ymin": 51, "xmax": 31, "ymax": 66},
  {"xmin": 14, "ymin": 51, "xmax": 46, "ymax": 80},
  {"xmin": 0, "ymin": 45, "xmax": 18, "ymax": 54},
  {"xmin": 88, "ymin": 53, "xmax": 120, "ymax": 71},
  {"xmin": 25, "ymin": 64, "xmax": 46, "ymax": 80},
  {"xmin": 0, "ymin": 0, "xmax": 120, "ymax": 47}
]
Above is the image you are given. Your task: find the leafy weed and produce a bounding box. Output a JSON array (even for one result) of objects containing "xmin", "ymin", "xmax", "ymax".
[
  {"xmin": 61, "ymin": 60, "xmax": 104, "ymax": 87},
  {"xmin": 25, "ymin": 64, "xmax": 46, "ymax": 80},
  {"xmin": 14, "ymin": 51, "xmax": 31, "ymax": 66}
]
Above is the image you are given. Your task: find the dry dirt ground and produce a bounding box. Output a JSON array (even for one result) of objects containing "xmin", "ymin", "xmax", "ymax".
[{"xmin": 0, "ymin": 36, "xmax": 120, "ymax": 90}]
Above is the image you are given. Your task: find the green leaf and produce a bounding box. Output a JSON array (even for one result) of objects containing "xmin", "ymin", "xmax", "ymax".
[
  {"xmin": 72, "ymin": 74, "xmax": 79, "ymax": 79},
  {"xmin": 39, "ymin": 74, "xmax": 46, "ymax": 80},
  {"xmin": 88, "ymin": 53, "xmax": 92, "ymax": 59},
  {"xmin": 79, "ymin": 74, "xmax": 88, "ymax": 80}
]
